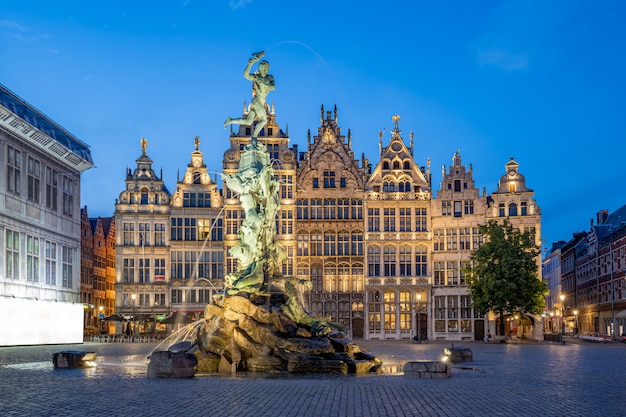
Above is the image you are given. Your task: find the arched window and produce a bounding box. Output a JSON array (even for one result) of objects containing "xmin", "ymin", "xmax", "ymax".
[
  {"xmin": 382, "ymin": 161, "xmax": 390, "ymax": 170},
  {"xmin": 324, "ymin": 263, "xmax": 337, "ymax": 292},
  {"xmin": 509, "ymin": 203, "xmax": 518, "ymax": 216},
  {"xmin": 393, "ymin": 161, "xmax": 400, "ymax": 170},
  {"xmin": 415, "ymin": 245, "xmax": 427, "ymax": 276},
  {"xmin": 140, "ymin": 188, "xmax": 149, "ymax": 204},
  {"xmin": 352, "ymin": 264, "xmax": 364, "ymax": 292},
  {"xmin": 384, "ymin": 244, "xmax": 396, "ymax": 277},
  {"xmin": 338, "ymin": 263, "xmax": 350, "ymax": 292},
  {"xmin": 368, "ymin": 245, "xmax": 381, "ymax": 277},
  {"xmin": 399, "ymin": 245, "xmax": 411, "ymax": 276},
  {"xmin": 403, "ymin": 161, "xmax": 410, "ymax": 170}
]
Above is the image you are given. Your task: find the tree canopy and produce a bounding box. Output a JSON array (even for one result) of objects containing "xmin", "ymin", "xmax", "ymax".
[{"xmin": 463, "ymin": 219, "xmax": 547, "ymax": 323}]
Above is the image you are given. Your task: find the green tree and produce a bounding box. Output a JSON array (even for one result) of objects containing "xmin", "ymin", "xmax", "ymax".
[{"xmin": 463, "ymin": 219, "xmax": 547, "ymax": 336}]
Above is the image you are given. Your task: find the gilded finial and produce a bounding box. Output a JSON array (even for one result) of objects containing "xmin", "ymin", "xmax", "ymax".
[
  {"xmin": 140, "ymin": 138, "xmax": 148, "ymax": 155},
  {"xmin": 392, "ymin": 114, "xmax": 400, "ymax": 130},
  {"xmin": 194, "ymin": 136, "xmax": 200, "ymax": 150}
]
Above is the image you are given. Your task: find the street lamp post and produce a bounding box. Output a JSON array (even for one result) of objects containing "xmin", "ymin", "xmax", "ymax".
[
  {"xmin": 560, "ymin": 294, "xmax": 566, "ymax": 345},
  {"xmin": 416, "ymin": 293, "xmax": 422, "ymax": 343},
  {"xmin": 573, "ymin": 310, "xmax": 578, "ymax": 336},
  {"xmin": 131, "ymin": 293, "xmax": 137, "ymax": 338}
]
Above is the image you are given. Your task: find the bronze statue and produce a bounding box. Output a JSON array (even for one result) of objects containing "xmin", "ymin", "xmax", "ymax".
[{"xmin": 224, "ymin": 51, "xmax": 275, "ymax": 140}]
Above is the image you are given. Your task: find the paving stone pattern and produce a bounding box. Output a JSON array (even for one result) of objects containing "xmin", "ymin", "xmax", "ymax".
[{"xmin": 0, "ymin": 339, "xmax": 624, "ymax": 416}]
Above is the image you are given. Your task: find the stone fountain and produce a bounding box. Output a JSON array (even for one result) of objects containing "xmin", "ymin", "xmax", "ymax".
[{"xmin": 148, "ymin": 52, "xmax": 381, "ymax": 376}]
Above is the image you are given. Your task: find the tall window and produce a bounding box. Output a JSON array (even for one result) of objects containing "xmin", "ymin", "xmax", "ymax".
[
  {"xmin": 447, "ymin": 261, "xmax": 458, "ymax": 285},
  {"xmin": 442, "ymin": 201, "xmax": 451, "ymax": 216},
  {"xmin": 7, "ymin": 145, "xmax": 21, "ymax": 195},
  {"xmin": 351, "ymin": 232, "xmax": 363, "ymax": 256},
  {"xmin": 399, "ymin": 245, "xmax": 411, "ymax": 276},
  {"xmin": 310, "ymin": 199, "xmax": 322, "ymax": 219},
  {"xmin": 154, "ymin": 223, "xmax": 166, "ymax": 246},
  {"xmin": 509, "ymin": 203, "xmax": 518, "ymax": 216},
  {"xmin": 26, "ymin": 235, "xmax": 39, "ymax": 282},
  {"xmin": 383, "ymin": 245, "xmax": 396, "ymax": 277},
  {"xmin": 499, "ymin": 203, "xmax": 505, "ymax": 217},
  {"xmin": 383, "ymin": 208, "xmax": 396, "ymax": 231},
  {"xmin": 140, "ymin": 188, "xmax": 149, "ymax": 204},
  {"xmin": 45, "ymin": 167, "xmax": 58, "ymax": 211},
  {"xmin": 446, "ymin": 228, "xmax": 458, "ymax": 251},
  {"xmin": 472, "ymin": 227, "xmax": 483, "ymax": 249},
  {"xmin": 323, "ymin": 265, "xmax": 336, "ymax": 292},
  {"xmin": 139, "ymin": 223, "xmax": 150, "ymax": 245},
  {"xmin": 225, "ymin": 210, "xmax": 242, "ymax": 235},
  {"xmin": 337, "ymin": 199, "xmax": 349, "ymax": 219},
  {"xmin": 368, "ymin": 208, "xmax": 380, "ymax": 231},
  {"xmin": 433, "ymin": 229, "xmax": 444, "ymax": 251},
  {"xmin": 399, "ymin": 208, "xmax": 410, "ymax": 231},
  {"xmin": 351, "ymin": 265, "xmax": 364, "ymax": 292},
  {"xmin": 383, "ymin": 292, "xmax": 396, "ymax": 331},
  {"xmin": 297, "ymin": 233, "xmax": 309, "ymax": 256},
  {"xmin": 367, "ymin": 245, "xmax": 381, "ymax": 277},
  {"xmin": 434, "ymin": 261, "xmax": 445, "ymax": 286},
  {"xmin": 123, "ymin": 258, "xmax": 135, "ymax": 283},
  {"xmin": 464, "ymin": 200, "xmax": 474, "ymax": 214},
  {"xmin": 324, "ymin": 233, "xmax": 336, "ymax": 256},
  {"xmin": 311, "ymin": 265, "xmax": 323, "ymax": 292},
  {"xmin": 170, "ymin": 251, "xmax": 183, "ymax": 279},
  {"xmin": 154, "ymin": 293, "xmax": 166, "ymax": 306},
  {"xmin": 139, "ymin": 259, "xmax": 150, "ymax": 283},
  {"xmin": 267, "ymin": 143, "xmax": 279, "ymax": 160},
  {"xmin": 324, "ymin": 199, "xmax": 336, "ymax": 219},
  {"xmin": 351, "ymin": 199, "xmax": 362, "ymax": 219},
  {"xmin": 337, "ymin": 232, "xmax": 350, "ymax": 256},
  {"xmin": 27, "ymin": 156, "xmax": 41, "ymax": 203},
  {"xmin": 415, "ymin": 245, "xmax": 427, "ymax": 276},
  {"xmin": 5, "ymin": 229, "xmax": 20, "ymax": 279},
  {"xmin": 454, "ymin": 201, "xmax": 462, "ymax": 217},
  {"xmin": 154, "ymin": 258, "xmax": 165, "ymax": 279},
  {"xmin": 297, "ymin": 199, "xmax": 308, "ymax": 219},
  {"xmin": 310, "ymin": 233, "xmax": 322, "ymax": 256},
  {"xmin": 521, "ymin": 202, "xmax": 528, "ymax": 216},
  {"xmin": 211, "ymin": 251, "xmax": 224, "ymax": 278},
  {"xmin": 184, "ymin": 218, "xmax": 197, "ymax": 241},
  {"xmin": 460, "ymin": 227, "xmax": 471, "ymax": 250},
  {"xmin": 62, "ymin": 246, "xmax": 73, "ymax": 288},
  {"xmin": 45, "ymin": 240, "xmax": 57, "ymax": 285},
  {"xmin": 62, "ymin": 176, "xmax": 74, "ymax": 217},
  {"xmin": 416, "ymin": 207, "xmax": 427, "ymax": 231},
  {"xmin": 323, "ymin": 170, "xmax": 335, "ymax": 188},
  {"xmin": 281, "ymin": 175, "xmax": 293, "ymax": 198},
  {"xmin": 123, "ymin": 223, "xmax": 135, "ymax": 245}
]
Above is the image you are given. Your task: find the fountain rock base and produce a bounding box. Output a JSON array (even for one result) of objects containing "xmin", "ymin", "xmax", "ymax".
[{"xmin": 193, "ymin": 277, "xmax": 382, "ymax": 374}]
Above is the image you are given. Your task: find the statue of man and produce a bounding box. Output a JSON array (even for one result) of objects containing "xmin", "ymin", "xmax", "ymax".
[{"xmin": 224, "ymin": 51, "xmax": 275, "ymax": 139}]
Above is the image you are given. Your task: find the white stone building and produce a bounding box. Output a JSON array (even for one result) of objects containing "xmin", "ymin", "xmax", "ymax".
[{"xmin": 0, "ymin": 83, "xmax": 93, "ymax": 345}]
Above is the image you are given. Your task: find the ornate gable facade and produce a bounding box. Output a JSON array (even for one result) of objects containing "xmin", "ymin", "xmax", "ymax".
[{"xmin": 295, "ymin": 105, "xmax": 369, "ymax": 336}]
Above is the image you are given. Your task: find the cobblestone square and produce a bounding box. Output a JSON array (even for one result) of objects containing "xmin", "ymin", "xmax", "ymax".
[{"xmin": 0, "ymin": 339, "xmax": 624, "ymax": 417}]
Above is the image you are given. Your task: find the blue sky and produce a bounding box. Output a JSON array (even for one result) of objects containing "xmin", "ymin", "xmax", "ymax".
[{"xmin": 2, "ymin": 0, "xmax": 625, "ymax": 249}]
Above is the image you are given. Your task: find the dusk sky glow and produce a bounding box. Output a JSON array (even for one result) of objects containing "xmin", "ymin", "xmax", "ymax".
[{"xmin": 2, "ymin": 1, "xmax": 625, "ymax": 248}]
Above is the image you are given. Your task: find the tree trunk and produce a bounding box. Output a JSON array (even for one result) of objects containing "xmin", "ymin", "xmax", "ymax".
[{"xmin": 499, "ymin": 309, "xmax": 505, "ymax": 336}]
